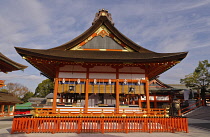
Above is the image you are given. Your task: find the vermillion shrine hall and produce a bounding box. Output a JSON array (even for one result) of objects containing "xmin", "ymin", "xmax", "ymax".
[{"xmin": 12, "ymin": 9, "xmax": 189, "ymax": 134}]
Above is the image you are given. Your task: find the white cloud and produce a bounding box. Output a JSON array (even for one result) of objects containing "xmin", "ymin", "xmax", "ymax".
[
  {"xmin": 0, "ymin": 0, "xmax": 52, "ymax": 52},
  {"xmin": 0, "ymin": 72, "xmax": 46, "ymax": 92}
]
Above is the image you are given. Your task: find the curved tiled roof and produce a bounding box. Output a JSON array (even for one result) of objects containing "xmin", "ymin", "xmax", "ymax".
[
  {"xmin": 0, "ymin": 92, "xmax": 22, "ymax": 104},
  {"xmin": 0, "ymin": 52, "xmax": 27, "ymax": 73},
  {"xmin": 49, "ymin": 11, "xmax": 154, "ymax": 53},
  {"xmin": 15, "ymin": 10, "xmax": 188, "ymax": 79},
  {"xmin": 15, "ymin": 47, "xmax": 187, "ymax": 63}
]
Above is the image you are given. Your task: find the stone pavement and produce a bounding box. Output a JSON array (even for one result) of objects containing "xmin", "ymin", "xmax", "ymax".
[{"xmin": 0, "ymin": 116, "xmax": 210, "ymax": 137}]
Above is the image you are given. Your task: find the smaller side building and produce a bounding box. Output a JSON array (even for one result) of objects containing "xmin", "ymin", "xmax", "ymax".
[
  {"xmin": 15, "ymin": 102, "xmax": 33, "ymax": 115},
  {"xmin": 0, "ymin": 92, "xmax": 22, "ymax": 116}
]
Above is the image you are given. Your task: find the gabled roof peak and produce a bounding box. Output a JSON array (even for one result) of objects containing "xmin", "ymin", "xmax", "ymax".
[{"xmin": 92, "ymin": 9, "xmax": 114, "ymax": 25}]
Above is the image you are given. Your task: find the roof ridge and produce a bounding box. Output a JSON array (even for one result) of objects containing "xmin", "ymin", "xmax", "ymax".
[{"xmin": 48, "ymin": 10, "xmax": 155, "ymax": 53}]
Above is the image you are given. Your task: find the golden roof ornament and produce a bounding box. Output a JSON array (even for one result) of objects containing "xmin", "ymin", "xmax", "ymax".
[{"xmin": 92, "ymin": 9, "xmax": 114, "ymax": 25}]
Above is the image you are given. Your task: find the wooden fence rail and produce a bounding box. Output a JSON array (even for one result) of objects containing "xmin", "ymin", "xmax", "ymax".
[
  {"xmin": 11, "ymin": 117, "xmax": 188, "ymax": 134},
  {"xmin": 180, "ymin": 99, "xmax": 203, "ymax": 116},
  {"xmin": 33, "ymin": 107, "xmax": 168, "ymax": 117}
]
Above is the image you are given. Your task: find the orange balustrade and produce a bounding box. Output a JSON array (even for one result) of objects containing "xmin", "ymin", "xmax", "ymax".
[
  {"xmin": 33, "ymin": 107, "xmax": 168, "ymax": 117},
  {"xmin": 11, "ymin": 117, "xmax": 188, "ymax": 134}
]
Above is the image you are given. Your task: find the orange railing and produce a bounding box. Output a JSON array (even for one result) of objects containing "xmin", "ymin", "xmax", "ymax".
[
  {"xmin": 180, "ymin": 99, "xmax": 203, "ymax": 116},
  {"xmin": 11, "ymin": 117, "xmax": 188, "ymax": 134},
  {"xmin": 33, "ymin": 107, "xmax": 168, "ymax": 117}
]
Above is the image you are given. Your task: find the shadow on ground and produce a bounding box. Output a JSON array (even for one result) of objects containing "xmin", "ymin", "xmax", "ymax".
[
  {"xmin": 0, "ymin": 118, "xmax": 13, "ymax": 121},
  {"xmin": 189, "ymin": 123, "xmax": 210, "ymax": 131}
]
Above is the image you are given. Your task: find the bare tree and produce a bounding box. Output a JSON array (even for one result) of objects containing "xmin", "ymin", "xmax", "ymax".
[{"xmin": 6, "ymin": 83, "xmax": 30, "ymax": 98}]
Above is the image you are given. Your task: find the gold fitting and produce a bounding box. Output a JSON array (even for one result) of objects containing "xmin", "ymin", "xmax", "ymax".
[
  {"xmin": 122, "ymin": 114, "xmax": 126, "ymax": 117},
  {"xmin": 143, "ymin": 114, "xmax": 147, "ymax": 117}
]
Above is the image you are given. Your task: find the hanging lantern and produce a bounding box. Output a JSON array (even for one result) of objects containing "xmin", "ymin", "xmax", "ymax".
[
  {"xmin": 137, "ymin": 79, "xmax": 141, "ymax": 85},
  {"xmin": 129, "ymin": 87, "xmax": 135, "ymax": 93},
  {"xmin": 108, "ymin": 79, "xmax": 112, "ymax": 85},
  {"xmin": 77, "ymin": 79, "xmax": 80, "ymax": 84},
  {"xmin": 124, "ymin": 79, "xmax": 127, "ymax": 84},
  {"xmin": 69, "ymin": 85, "xmax": 75, "ymax": 91},
  {"xmin": 62, "ymin": 78, "xmax": 65, "ymax": 84},
  {"xmin": 94, "ymin": 79, "xmax": 97, "ymax": 84}
]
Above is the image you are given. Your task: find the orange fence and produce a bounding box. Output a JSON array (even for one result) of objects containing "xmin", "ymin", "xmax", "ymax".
[
  {"xmin": 33, "ymin": 107, "xmax": 168, "ymax": 117},
  {"xmin": 11, "ymin": 117, "xmax": 188, "ymax": 134}
]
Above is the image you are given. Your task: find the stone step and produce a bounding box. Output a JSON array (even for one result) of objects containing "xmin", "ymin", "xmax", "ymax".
[{"xmin": 185, "ymin": 106, "xmax": 210, "ymax": 120}]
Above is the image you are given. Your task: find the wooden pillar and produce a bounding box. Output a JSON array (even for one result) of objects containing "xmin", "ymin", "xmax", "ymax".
[
  {"xmin": 1, "ymin": 105, "xmax": 4, "ymax": 116},
  {"xmin": 84, "ymin": 79, "xmax": 89, "ymax": 113},
  {"xmin": 132, "ymin": 95, "xmax": 135, "ymax": 105},
  {"xmin": 138, "ymin": 95, "xmax": 142, "ymax": 108},
  {"xmin": 60, "ymin": 94, "xmax": 63, "ymax": 103},
  {"xmin": 8, "ymin": 105, "xmax": 10, "ymax": 116},
  {"xmin": 66, "ymin": 94, "xmax": 68, "ymax": 103},
  {"xmin": 115, "ymin": 79, "xmax": 120, "ymax": 113},
  {"xmin": 145, "ymin": 77, "xmax": 150, "ymax": 111},
  {"xmin": 52, "ymin": 78, "xmax": 59, "ymax": 113},
  {"xmin": 12, "ymin": 105, "xmax": 15, "ymax": 116},
  {"xmin": 126, "ymin": 95, "xmax": 130, "ymax": 105}
]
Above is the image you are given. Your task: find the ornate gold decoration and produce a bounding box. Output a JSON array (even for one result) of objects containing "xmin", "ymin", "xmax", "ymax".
[
  {"xmin": 70, "ymin": 25, "xmax": 134, "ymax": 52},
  {"xmin": 98, "ymin": 30, "xmax": 109, "ymax": 37}
]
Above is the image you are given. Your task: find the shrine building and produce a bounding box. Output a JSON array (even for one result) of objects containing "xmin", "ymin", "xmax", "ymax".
[
  {"xmin": 0, "ymin": 52, "xmax": 27, "ymax": 117},
  {"xmin": 12, "ymin": 9, "xmax": 189, "ymax": 134},
  {"xmin": 15, "ymin": 9, "xmax": 187, "ymax": 116}
]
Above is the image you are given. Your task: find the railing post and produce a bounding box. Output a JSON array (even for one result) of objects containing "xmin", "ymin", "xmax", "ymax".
[
  {"xmin": 10, "ymin": 118, "xmax": 16, "ymax": 134},
  {"xmin": 101, "ymin": 119, "xmax": 105, "ymax": 134},
  {"xmin": 124, "ymin": 117, "xmax": 128, "ymax": 133},
  {"xmin": 185, "ymin": 117, "xmax": 189, "ymax": 133},
  {"xmin": 77, "ymin": 118, "xmax": 82, "ymax": 134}
]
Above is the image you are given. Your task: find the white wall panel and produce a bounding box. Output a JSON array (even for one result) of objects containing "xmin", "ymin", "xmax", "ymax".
[
  {"xmin": 90, "ymin": 66, "xmax": 115, "ymax": 72},
  {"xmin": 59, "ymin": 72, "xmax": 86, "ymax": 78},
  {"xmin": 119, "ymin": 74, "xmax": 145, "ymax": 79},
  {"xmin": 89, "ymin": 73, "xmax": 116, "ymax": 79},
  {"xmin": 119, "ymin": 67, "xmax": 145, "ymax": 73},
  {"xmin": 59, "ymin": 65, "xmax": 86, "ymax": 71}
]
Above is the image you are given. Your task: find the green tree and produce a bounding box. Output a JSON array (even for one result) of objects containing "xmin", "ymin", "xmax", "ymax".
[
  {"xmin": 180, "ymin": 60, "xmax": 210, "ymax": 106},
  {"xmin": 34, "ymin": 79, "xmax": 54, "ymax": 97},
  {"xmin": 21, "ymin": 91, "xmax": 34, "ymax": 102}
]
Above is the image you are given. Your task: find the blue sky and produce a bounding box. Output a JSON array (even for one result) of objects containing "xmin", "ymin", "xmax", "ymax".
[{"xmin": 1, "ymin": 0, "xmax": 210, "ymax": 92}]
